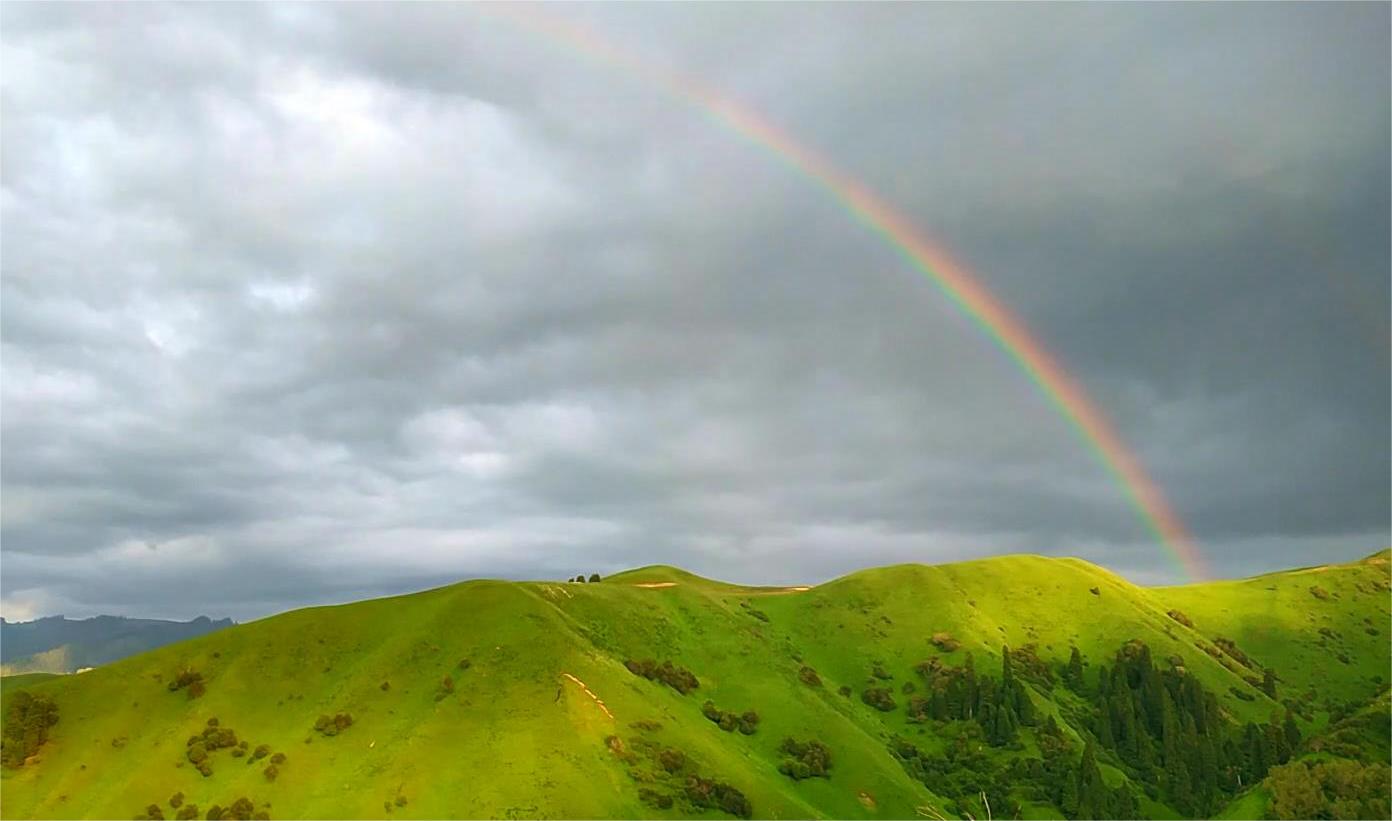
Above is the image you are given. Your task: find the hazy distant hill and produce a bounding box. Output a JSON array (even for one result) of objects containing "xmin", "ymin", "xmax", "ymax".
[
  {"xmin": 0, "ymin": 552, "xmax": 1386, "ymax": 820},
  {"xmin": 0, "ymin": 614, "xmax": 234, "ymax": 674}
]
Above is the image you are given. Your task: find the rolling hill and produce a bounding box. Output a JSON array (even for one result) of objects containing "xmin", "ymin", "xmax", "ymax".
[{"xmin": 1, "ymin": 552, "xmax": 1387, "ymax": 820}]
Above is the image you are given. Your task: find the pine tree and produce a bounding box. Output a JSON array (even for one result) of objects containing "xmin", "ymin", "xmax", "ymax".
[
  {"xmin": 1067, "ymin": 646, "xmax": 1085, "ymax": 691},
  {"xmin": 1282, "ymin": 710, "xmax": 1301, "ymax": 754},
  {"xmin": 1261, "ymin": 668, "xmax": 1278, "ymax": 699}
]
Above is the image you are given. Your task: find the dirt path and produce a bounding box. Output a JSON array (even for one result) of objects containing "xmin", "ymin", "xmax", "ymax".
[
  {"xmin": 561, "ymin": 672, "xmax": 614, "ymax": 720},
  {"xmin": 631, "ymin": 582, "xmax": 677, "ymax": 588},
  {"xmin": 630, "ymin": 581, "xmax": 812, "ymax": 593}
]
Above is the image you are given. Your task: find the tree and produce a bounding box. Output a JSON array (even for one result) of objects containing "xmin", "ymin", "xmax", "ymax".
[
  {"xmin": 1262, "ymin": 667, "xmax": 1278, "ymax": 699},
  {"xmin": 1268, "ymin": 761, "xmax": 1323, "ymax": 820},
  {"xmin": 588, "ymin": 573, "xmax": 601, "ymax": 583},
  {"xmin": 1067, "ymin": 646, "xmax": 1085, "ymax": 690}
]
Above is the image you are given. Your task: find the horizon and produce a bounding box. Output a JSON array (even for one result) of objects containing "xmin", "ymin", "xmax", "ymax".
[{"xmin": 4, "ymin": 545, "xmax": 1386, "ymax": 625}]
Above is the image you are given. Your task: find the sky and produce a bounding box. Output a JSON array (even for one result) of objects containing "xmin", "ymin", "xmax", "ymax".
[{"xmin": 1, "ymin": 3, "xmax": 1388, "ymax": 622}]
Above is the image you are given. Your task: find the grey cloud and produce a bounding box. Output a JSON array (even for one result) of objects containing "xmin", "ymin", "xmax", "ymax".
[{"xmin": 1, "ymin": 2, "xmax": 1386, "ymax": 621}]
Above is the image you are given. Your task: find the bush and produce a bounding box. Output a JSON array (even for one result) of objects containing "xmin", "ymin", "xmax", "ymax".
[
  {"xmin": 270, "ymin": 752, "xmax": 286, "ymax": 764},
  {"xmin": 797, "ymin": 666, "xmax": 822, "ymax": 687},
  {"xmin": 380, "ymin": 681, "xmax": 390, "ymax": 691},
  {"xmin": 837, "ymin": 685, "xmax": 852, "ymax": 697},
  {"xmin": 738, "ymin": 710, "xmax": 760, "ymax": 735},
  {"xmin": 188, "ymin": 681, "xmax": 207, "ymax": 700},
  {"xmin": 589, "ymin": 573, "xmax": 601, "ymax": 583},
  {"xmin": 1166, "ymin": 609, "xmax": 1195, "ymax": 628},
  {"xmin": 205, "ymin": 806, "xmax": 223, "ymax": 821},
  {"xmin": 263, "ymin": 764, "xmax": 278, "ymax": 781},
  {"xmin": 638, "ymin": 788, "xmax": 674, "ymax": 810},
  {"xmin": 170, "ymin": 793, "xmax": 184, "ymax": 809},
  {"xmin": 861, "ymin": 686, "xmax": 896, "ymax": 712},
  {"xmin": 313, "ymin": 713, "xmax": 354, "ymax": 737},
  {"xmin": 871, "ymin": 662, "xmax": 892, "ymax": 680},
  {"xmin": 146, "ymin": 805, "xmax": 166, "ymax": 820},
  {"xmin": 176, "ymin": 806, "xmax": 199, "ymax": 820},
  {"xmin": 624, "ymin": 658, "xmax": 700, "ymax": 694},
  {"xmin": 187, "ymin": 744, "xmax": 208, "ymax": 765},
  {"xmin": 778, "ymin": 737, "xmax": 833, "ymax": 780},
  {"xmin": 930, "ymin": 633, "xmax": 961, "ymax": 652},
  {"xmin": 685, "ymin": 775, "xmax": 752, "ymax": 819},
  {"xmin": 252, "ymin": 745, "xmax": 271, "ymax": 761},
  {"xmin": 658, "ymin": 747, "xmax": 686, "ymax": 773}
]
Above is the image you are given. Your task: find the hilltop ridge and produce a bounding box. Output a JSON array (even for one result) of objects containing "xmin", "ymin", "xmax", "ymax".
[{"xmin": 2, "ymin": 551, "xmax": 1387, "ymax": 820}]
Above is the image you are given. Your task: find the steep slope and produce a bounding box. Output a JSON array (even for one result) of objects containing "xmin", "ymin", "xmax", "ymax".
[{"xmin": 1, "ymin": 553, "xmax": 1386, "ymax": 820}]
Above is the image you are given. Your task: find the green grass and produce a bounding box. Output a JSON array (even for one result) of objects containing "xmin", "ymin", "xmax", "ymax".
[{"xmin": 1, "ymin": 552, "xmax": 1386, "ymax": 819}]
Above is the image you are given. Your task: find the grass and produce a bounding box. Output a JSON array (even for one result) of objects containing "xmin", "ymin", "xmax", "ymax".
[{"xmin": 1, "ymin": 552, "xmax": 1386, "ymax": 819}]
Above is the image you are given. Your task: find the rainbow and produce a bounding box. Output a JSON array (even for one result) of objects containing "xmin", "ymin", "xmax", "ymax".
[{"xmin": 480, "ymin": 6, "xmax": 1208, "ymax": 581}]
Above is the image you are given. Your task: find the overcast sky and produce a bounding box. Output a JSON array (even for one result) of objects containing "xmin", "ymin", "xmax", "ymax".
[{"xmin": 2, "ymin": 3, "xmax": 1387, "ymax": 622}]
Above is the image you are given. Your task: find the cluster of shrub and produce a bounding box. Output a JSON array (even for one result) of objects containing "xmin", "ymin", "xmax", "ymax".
[
  {"xmin": 683, "ymin": 775, "xmax": 751, "ymax": 819},
  {"xmin": 435, "ymin": 675, "xmax": 455, "ymax": 702},
  {"xmin": 737, "ymin": 600, "xmax": 769, "ymax": 623},
  {"xmin": 136, "ymin": 795, "xmax": 267, "ymax": 821},
  {"xmin": 185, "ymin": 717, "xmax": 242, "ymax": 777},
  {"xmin": 0, "ymin": 691, "xmax": 58, "ymax": 769},
  {"xmin": 168, "ymin": 669, "xmax": 206, "ymax": 700},
  {"xmin": 568, "ymin": 574, "xmax": 602, "ymax": 583},
  {"xmin": 776, "ymin": 737, "xmax": 832, "ymax": 780},
  {"xmin": 313, "ymin": 713, "xmax": 354, "ymax": 736},
  {"xmin": 381, "ymin": 795, "xmax": 408, "ymax": 814},
  {"xmin": 796, "ymin": 666, "xmax": 821, "ymax": 687},
  {"xmin": 860, "ymin": 686, "xmax": 896, "ymax": 712},
  {"xmin": 623, "ymin": 658, "xmax": 699, "ymax": 695},
  {"xmin": 699, "ymin": 701, "xmax": 759, "ymax": 735}
]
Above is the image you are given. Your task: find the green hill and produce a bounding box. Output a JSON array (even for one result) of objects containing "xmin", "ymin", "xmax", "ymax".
[{"xmin": 1, "ymin": 553, "xmax": 1387, "ymax": 820}]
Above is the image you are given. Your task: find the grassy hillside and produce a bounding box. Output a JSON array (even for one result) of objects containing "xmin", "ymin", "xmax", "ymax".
[{"xmin": 1, "ymin": 552, "xmax": 1386, "ymax": 820}]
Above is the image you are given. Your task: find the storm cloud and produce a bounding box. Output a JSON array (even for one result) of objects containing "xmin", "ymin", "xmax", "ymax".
[{"xmin": 2, "ymin": 2, "xmax": 1387, "ymax": 620}]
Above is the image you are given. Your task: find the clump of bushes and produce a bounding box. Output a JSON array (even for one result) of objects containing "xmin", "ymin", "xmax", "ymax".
[
  {"xmin": 176, "ymin": 806, "xmax": 200, "ymax": 820},
  {"xmin": 871, "ymin": 662, "xmax": 893, "ymax": 680},
  {"xmin": 658, "ymin": 747, "xmax": 687, "ymax": 773},
  {"xmin": 778, "ymin": 737, "xmax": 832, "ymax": 780},
  {"xmin": 797, "ymin": 666, "xmax": 822, "ymax": 687},
  {"xmin": 930, "ymin": 632, "xmax": 960, "ymax": 652},
  {"xmin": 170, "ymin": 793, "xmax": 184, "ymax": 809},
  {"xmin": 630, "ymin": 719, "xmax": 663, "ymax": 732},
  {"xmin": 861, "ymin": 686, "xmax": 896, "ymax": 712},
  {"xmin": 837, "ymin": 685, "xmax": 852, "ymax": 697},
  {"xmin": 142, "ymin": 803, "xmax": 165, "ymax": 820},
  {"xmin": 457, "ymin": 658, "xmax": 472, "ymax": 671},
  {"xmin": 168, "ymin": 669, "xmax": 206, "ymax": 700},
  {"xmin": 1309, "ymin": 585, "xmax": 1330, "ymax": 600},
  {"xmin": 700, "ymin": 701, "xmax": 760, "ymax": 735},
  {"xmin": 624, "ymin": 658, "xmax": 700, "ymax": 694},
  {"xmin": 204, "ymin": 797, "xmax": 265, "ymax": 820},
  {"xmin": 638, "ymin": 788, "xmax": 675, "ymax": 810},
  {"xmin": 1167, "ymin": 609, "xmax": 1195, "ymax": 628},
  {"xmin": 262, "ymin": 764, "xmax": 278, "ymax": 782},
  {"xmin": 313, "ymin": 713, "xmax": 354, "ymax": 737},
  {"xmin": 1, "ymin": 691, "xmax": 59, "ymax": 769},
  {"xmin": 1214, "ymin": 636, "xmax": 1255, "ymax": 669},
  {"xmin": 684, "ymin": 775, "xmax": 751, "ymax": 819},
  {"xmin": 435, "ymin": 675, "xmax": 455, "ymax": 702}
]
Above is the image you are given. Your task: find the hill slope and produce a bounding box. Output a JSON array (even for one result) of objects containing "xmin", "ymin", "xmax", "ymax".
[{"xmin": 1, "ymin": 553, "xmax": 1386, "ymax": 820}]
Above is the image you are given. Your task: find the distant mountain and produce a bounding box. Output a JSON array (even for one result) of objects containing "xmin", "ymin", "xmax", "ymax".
[
  {"xmin": 0, "ymin": 614, "xmax": 234, "ymax": 674},
  {"xmin": 1, "ymin": 553, "xmax": 1387, "ymax": 819}
]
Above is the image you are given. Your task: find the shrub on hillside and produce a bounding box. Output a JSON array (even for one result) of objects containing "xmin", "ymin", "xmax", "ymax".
[
  {"xmin": 589, "ymin": 573, "xmax": 601, "ymax": 583},
  {"xmin": 837, "ymin": 685, "xmax": 851, "ymax": 697},
  {"xmin": 861, "ymin": 686, "xmax": 896, "ymax": 712},
  {"xmin": 658, "ymin": 747, "xmax": 686, "ymax": 773},
  {"xmin": 313, "ymin": 713, "xmax": 354, "ymax": 737},
  {"xmin": 170, "ymin": 793, "xmax": 184, "ymax": 809},
  {"xmin": 797, "ymin": 666, "xmax": 822, "ymax": 687},
  {"xmin": 778, "ymin": 737, "xmax": 832, "ymax": 780},
  {"xmin": 262, "ymin": 764, "xmax": 278, "ymax": 782},
  {"xmin": 684, "ymin": 775, "xmax": 751, "ymax": 819},
  {"xmin": 1167, "ymin": 609, "xmax": 1195, "ymax": 628},
  {"xmin": 638, "ymin": 788, "xmax": 674, "ymax": 810},
  {"xmin": 176, "ymin": 806, "xmax": 199, "ymax": 821},
  {"xmin": 871, "ymin": 662, "xmax": 893, "ymax": 680},
  {"xmin": 624, "ymin": 658, "xmax": 700, "ymax": 694},
  {"xmin": 930, "ymin": 632, "xmax": 961, "ymax": 652}
]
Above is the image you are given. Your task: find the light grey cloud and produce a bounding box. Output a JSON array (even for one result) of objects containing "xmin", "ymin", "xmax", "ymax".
[{"xmin": 1, "ymin": 2, "xmax": 1387, "ymax": 620}]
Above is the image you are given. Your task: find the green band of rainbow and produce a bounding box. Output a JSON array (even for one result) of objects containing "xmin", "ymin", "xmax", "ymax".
[{"xmin": 483, "ymin": 6, "xmax": 1208, "ymax": 581}]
